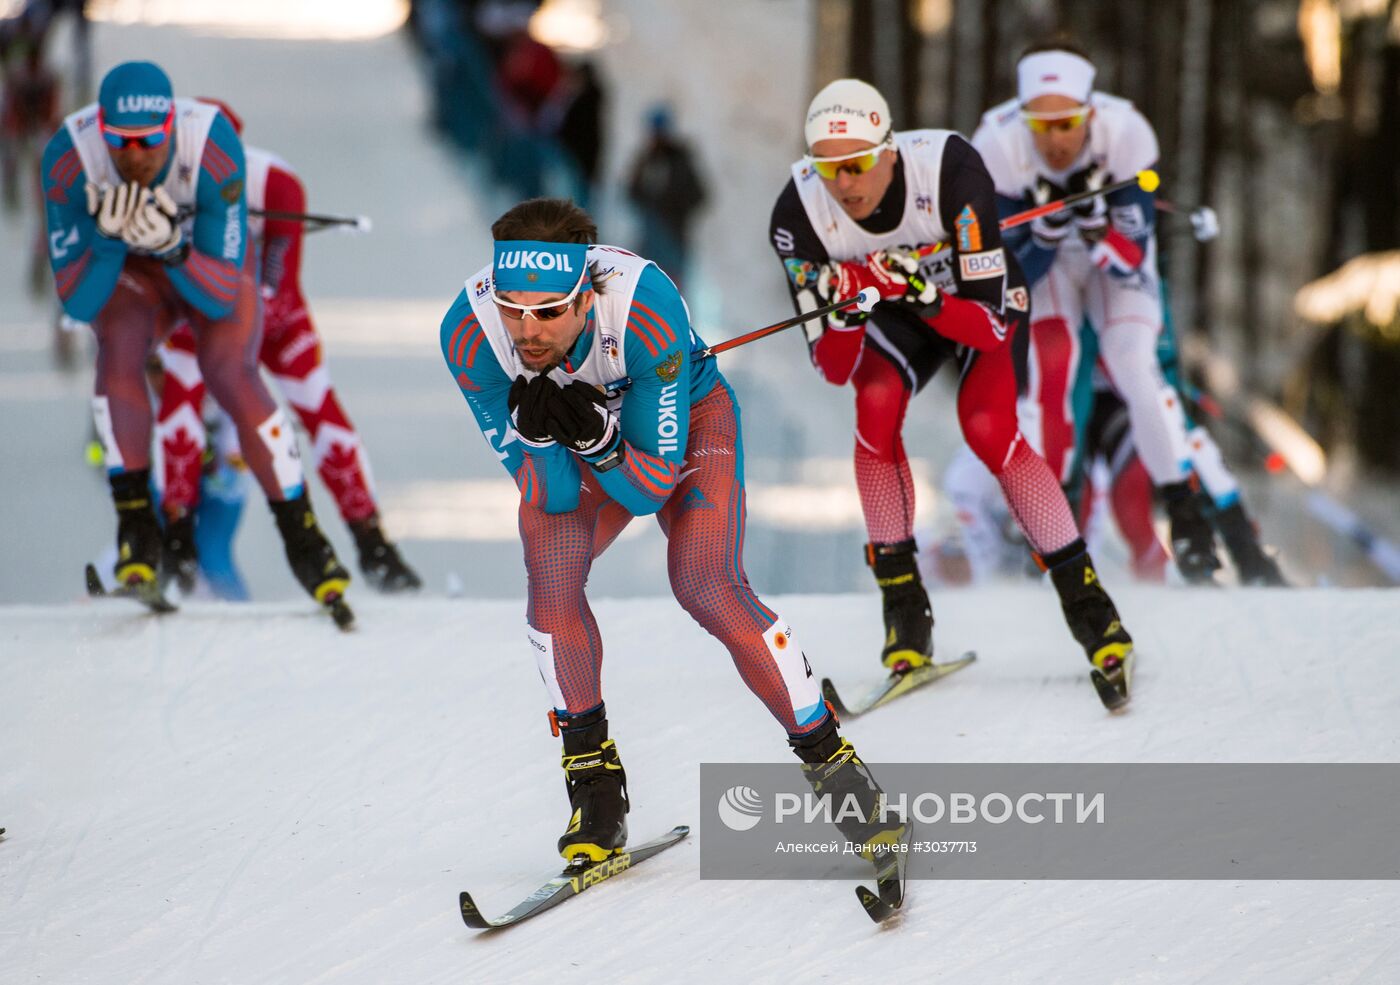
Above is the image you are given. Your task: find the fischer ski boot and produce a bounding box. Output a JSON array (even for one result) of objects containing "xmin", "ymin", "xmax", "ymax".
[
  {"xmin": 1212, "ymin": 502, "xmax": 1287, "ymax": 586},
  {"xmin": 271, "ymin": 493, "xmax": 351, "ymax": 605},
  {"xmin": 162, "ymin": 511, "xmax": 200, "ymax": 594},
  {"xmin": 1161, "ymin": 481, "xmax": 1221, "ymax": 585},
  {"xmin": 868, "ymin": 540, "xmax": 934, "ymax": 670},
  {"xmin": 790, "ymin": 716, "xmax": 905, "ymax": 860},
  {"xmin": 111, "ymin": 469, "xmax": 163, "ymax": 587},
  {"xmin": 555, "ymin": 705, "xmax": 629, "ymax": 863},
  {"xmin": 350, "ymin": 515, "xmax": 422, "ymax": 593},
  {"xmin": 1044, "ymin": 540, "xmax": 1135, "ymax": 674}
]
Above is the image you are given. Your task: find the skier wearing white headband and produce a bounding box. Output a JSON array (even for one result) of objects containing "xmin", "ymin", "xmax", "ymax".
[{"xmin": 973, "ymin": 40, "xmax": 1221, "ymax": 584}]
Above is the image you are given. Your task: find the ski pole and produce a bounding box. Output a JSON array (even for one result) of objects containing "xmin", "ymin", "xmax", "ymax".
[
  {"xmin": 596, "ymin": 288, "xmax": 881, "ymax": 395},
  {"xmin": 1004, "ymin": 169, "xmax": 1160, "ymax": 230},
  {"xmin": 1156, "ymin": 198, "xmax": 1219, "ymax": 242},
  {"xmin": 252, "ymin": 209, "xmax": 372, "ymax": 233},
  {"xmin": 173, "ymin": 204, "xmax": 372, "ymax": 234},
  {"xmin": 914, "ymin": 169, "xmax": 1161, "ymax": 258},
  {"xmin": 699, "ymin": 288, "xmax": 881, "ymax": 357}
]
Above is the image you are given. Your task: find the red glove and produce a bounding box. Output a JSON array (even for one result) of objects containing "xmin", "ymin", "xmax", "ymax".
[
  {"xmin": 1090, "ymin": 228, "xmax": 1146, "ymax": 275},
  {"xmin": 827, "ymin": 255, "xmax": 907, "ymax": 303}
]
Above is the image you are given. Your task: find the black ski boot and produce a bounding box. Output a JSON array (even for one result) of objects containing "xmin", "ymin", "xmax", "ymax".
[
  {"xmin": 556, "ymin": 705, "xmax": 629, "ymax": 863},
  {"xmin": 111, "ymin": 469, "xmax": 162, "ymax": 587},
  {"xmin": 1044, "ymin": 539, "xmax": 1134, "ymax": 673},
  {"xmin": 271, "ymin": 492, "xmax": 351, "ymax": 605},
  {"xmin": 867, "ymin": 540, "xmax": 934, "ymax": 670},
  {"xmin": 790, "ymin": 716, "xmax": 905, "ymax": 860},
  {"xmin": 1212, "ymin": 502, "xmax": 1288, "ymax": 586},
  {"xmin": 350, "ymin": 514, "xmax": 423, "ymax": 593},
  {"xmin": 162, "ymin": 512, "xmax": 200, "ymax": 594},
  {"xmin": 1161, "ymin": 481, "xmax": 1221, "ymax": 585}
]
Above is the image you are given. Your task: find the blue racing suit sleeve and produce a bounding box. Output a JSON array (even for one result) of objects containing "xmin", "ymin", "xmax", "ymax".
[
  {"xmin": 164, "ymin": 111, "xmax": 247, "ymax": 319},
  {"xmin": 439, "ymin": 291, "xmax": 581, "ymax": 513},
  {"xmin": 998, "ymin": 192, "xmax": 1057, "ymax": 288},
  {"xmin": 585, "ymin": 265, "xmax": 691, "ymax": 516},
  {"xmin": 41, "ymin": 127, "xmax": 129, "ymax": 322}
]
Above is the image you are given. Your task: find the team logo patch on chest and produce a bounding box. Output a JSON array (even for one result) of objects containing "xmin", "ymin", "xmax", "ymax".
[
  {"xmin": 655, "ymin": 350, "xmax": 683, "ymax": 383},
  {"xmin": 784, "ymin": 257, "xmax": 819, "ymax": 288},
  {"xmin": 955, "ymin": 204, "xmax": 983, "ymax": 252}
]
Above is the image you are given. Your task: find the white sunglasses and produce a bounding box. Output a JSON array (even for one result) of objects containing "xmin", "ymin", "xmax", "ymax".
[{"xmin": 490, "ymin": 270, "xmax": 589, "ymax": 321}]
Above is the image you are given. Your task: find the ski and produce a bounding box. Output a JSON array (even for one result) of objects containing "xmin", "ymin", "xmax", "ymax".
[
  {"xmin": 822, "ymin": 651, "xmax": 977, "ymax": 719},
  {"xmin": 84, "ymin": 563, "xmax": 177, "ymax": 614},
  {"xmin": 1090, "ymin": 650, "xmax": 1135, "ymax": 712},
  {"xmin": 458, "ymin": 825, "xmax": 690, "ymax": 930},
  {"xmin": 855, "ymin": 827, "xmax": 912, "ymax": 923}
]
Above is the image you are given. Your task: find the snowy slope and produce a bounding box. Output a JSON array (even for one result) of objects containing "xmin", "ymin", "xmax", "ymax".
[{"xmin": 3, "ymin": 585, "xmax": 1398, "ymax": 984}]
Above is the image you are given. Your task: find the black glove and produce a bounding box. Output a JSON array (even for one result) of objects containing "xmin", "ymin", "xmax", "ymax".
[
  {"xmin": 508, "ymin": 374, "xmax": 558, "ymax": 448},
  {"xmin": 546, "ymin": 380, "xmax": 622, "ymax": 466},
  {"xmin": 1028, "ymin": 176, "xmax": 1073, "ymax": 248},
  {"xmin": 1067, "ymin": 163, "xmax": 1109, "ymax": 238}
]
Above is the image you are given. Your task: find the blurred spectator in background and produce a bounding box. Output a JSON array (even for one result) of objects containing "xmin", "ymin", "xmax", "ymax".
[
  {"xmin": 491, "ymin": 14, "xmax": 557, "ymax": 198},
  {"xmin": 1, "ymin": 3, "xmax": 62, "ymax": 299},
  {"xmin": 545, "ymin": 59, "xmax": 605, "ymax": 207},
  {"xmin": 494, "ymin": 17, "xmax": 558, "ymax": 116},
  {"xmin": 626, "ymin": 106, "xmax": 707, "ymax": 289},
  {"xmin": 49, "ymin": 0, "xmax": 90, "ymax": 100},
  {"xmin": 408, "ymin": 0, "xmax": 608, "ymax": 210}
]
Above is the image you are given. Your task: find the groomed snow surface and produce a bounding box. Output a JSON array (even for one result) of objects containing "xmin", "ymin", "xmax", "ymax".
[{"xmin": 3, "ymin": 585, "xmax": 1398, "ymax": 984}]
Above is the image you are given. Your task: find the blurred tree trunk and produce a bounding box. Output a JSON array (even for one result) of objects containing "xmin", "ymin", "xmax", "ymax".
[
  {"xmin": 947, "ymin": 0, "xmax": 986, "ymax": 133},
  {"xmin": 1365, "ymin": 1, "xmax": 1400, "ymax": 252},
  {"xmin": 1234, "ymin": 0, "xmax": 1264, "ymax": 384},
  {"xmin": 1314, "ymin": 3, "xmax": 1400, "ymax": 471},
  {"xmin": 1172, "ymin": 0, "xmax": 1215, "ymax": 350}
]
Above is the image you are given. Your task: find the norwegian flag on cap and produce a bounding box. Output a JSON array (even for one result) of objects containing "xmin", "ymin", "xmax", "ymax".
[{"xmin": 804, "ymin": 79, "xmax": 891, "ymax": 150}]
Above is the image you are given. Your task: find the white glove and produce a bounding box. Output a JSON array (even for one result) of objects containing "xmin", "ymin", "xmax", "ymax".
[
  {"xmin": 87, "ymin": 181, "xmax": 143, "ymax": 240},
  {"xmin": 1189, "ymin": 205, "xmax": 1219, "ymax": 242},
  {"xmin": 123, "ymin": 186, "xmax": 183, "ymax": 257}
]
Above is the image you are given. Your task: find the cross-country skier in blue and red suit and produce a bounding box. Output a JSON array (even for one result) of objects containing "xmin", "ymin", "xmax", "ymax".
[
  {"xmin": 439, "ymin": 197, "xmax": 901, "ymax": 870},
  {"xmin": 40, "ymin": 60, "xmax": 350, "ymax": 610}
]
